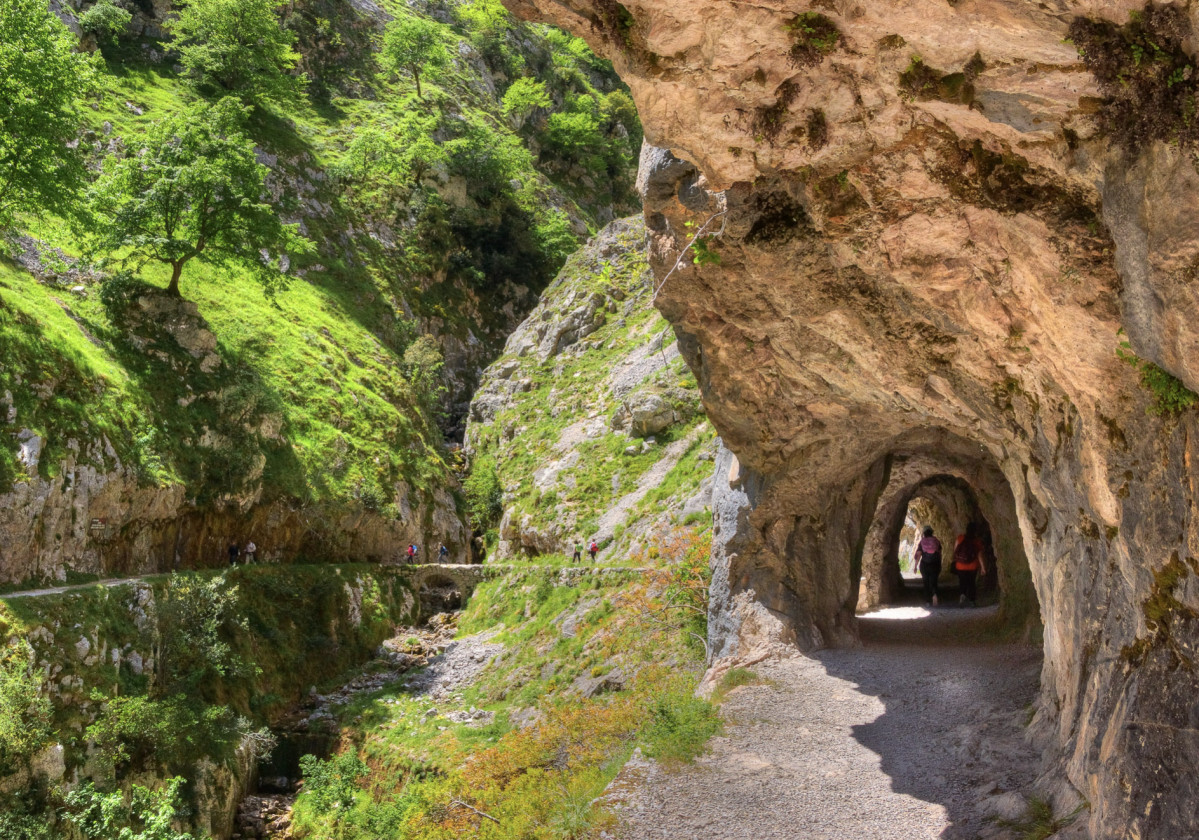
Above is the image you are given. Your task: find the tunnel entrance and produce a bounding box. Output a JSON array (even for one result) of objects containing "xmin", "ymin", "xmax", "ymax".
[
  {"xmin": 859, "ymin": 476, "xmax": 1000, "ymax": 612},
  {"xmin": 844, "ymin": 437, "xmax": 1040, "ymax": 643}
]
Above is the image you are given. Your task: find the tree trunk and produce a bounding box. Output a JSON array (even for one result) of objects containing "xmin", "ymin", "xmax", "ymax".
[
  {"xmin": 167, "ymin": 261, "xmax": 184, "ymax": 297},
  {"xmin": 413, "ymin": 66, "xmax": 422, "ymax": 99}
]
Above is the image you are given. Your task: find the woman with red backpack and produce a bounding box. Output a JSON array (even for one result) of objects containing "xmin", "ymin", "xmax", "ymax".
[{"xmin": 952, "ymin": 523, "xmax": 988, "ymax": 607}]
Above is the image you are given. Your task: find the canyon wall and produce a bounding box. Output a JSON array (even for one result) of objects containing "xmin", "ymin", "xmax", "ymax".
[{"xmin": 503, "ymin": 0, "xmax": 1199, "ymax": 836}]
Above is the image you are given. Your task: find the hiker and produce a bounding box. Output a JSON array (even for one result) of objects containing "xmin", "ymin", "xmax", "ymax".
[
  {"xmin": 405, "ymin": 544, "xmax": 415, "ymax": 562},
  {"xmin": 227, "ymin": 541, "xmax": 239, "ymax": 566},
  {"xmin": 439, "ymin": 543, "xmax": 449, "ymax": 561},
  {"xmin": 244, "ymin": 540, "xmax": 257, "ymax": 564},
  {"xmin": 412, "ymin": 543, "xmax": 420, "ymax": 560},
  {"xmin": 912, "ymin": 526, "xmax": 943, "ymax": 608},
  {"xmin": 952, "ymin": 523, "xmax": 987, "ymax": 607},
  {"xmin": 572, "ymin": 540, "xmax": 583, "ymax": 563},
  {"xmin": 588, "ymin": 540, "xmax": 598, "ymax": 562}
]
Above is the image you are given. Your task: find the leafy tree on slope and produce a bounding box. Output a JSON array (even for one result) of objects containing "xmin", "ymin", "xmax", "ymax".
[
  {"xmin": 88, "ymin": 98, "xmax": 312, "ymax": 298},
  {"xmin": 382, "ymin": 15, "xmax": 449, "ymax": 100},
  {"xmin": 171, "ymin": 0, "xmax": 305, "ymax": 107},
  {"xmin": 0, "ymin": 0, "xmax": 97, "ymax": 233}
]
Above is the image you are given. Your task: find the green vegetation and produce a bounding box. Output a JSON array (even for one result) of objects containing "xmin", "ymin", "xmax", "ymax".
[
  {"xmin": 784, "ymin": 12, "xmax": 841, "ymax": 68},
  {"xmin": 1117, "ymin": 333, "xmax": 1198, "ymax": 415},
  {"xmin": 62, "ymin": 777, "xmax": 196, "ymax": 840},
  {"xmin": 466, "ymin": 218, "xmax": 715, "ymax": 559},
  {"xmin": 897, "ymin": 54, "xmax": 983, "ymax": 105},
  {"xmin": 1069, "ymin": 3, "xmax": 1199, "ymax": 152},
  {"xmin": 0, "ymin": 641, "xmax": 51, "ymax": 774},
  {"xmin": 88, "ymin": 97, "xmax": 311, "ymax": 297},
  {"xmin": 172, "ymin": 0, "xmax": 305, "ymax": 106},
  {"xmin": 0, "ymin": 0, "xmax": 641, "ymax": 532},
  {"xmin": 382, "ymin": 15, "xmax": 449, "ymax": 100},
  {"xmin": 78, "ymin": 0, "xmax": 132, "ymax": 44},
  {"xmin": 0, "ymin": 0, "xmax": 97, "ymax": 232},
  {"xmin": 291, "ymin": 550, "xmax": 722, "ymax": 838},
  {"xmin": 996, "ymin": 796, "xmax": 1087, "ymax": 840}
]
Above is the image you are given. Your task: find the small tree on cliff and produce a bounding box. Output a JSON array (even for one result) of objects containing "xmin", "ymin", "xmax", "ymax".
[
  {"xmin": 88, "ymin": 97, "xmax": 311, "ymax": 298},
  {"xmin": 381, "ymin": 15, "xmax": 449, "ymax": 100},
  {"xmin": 0, "ymin": 0, "xmax": 97, "ymax": 233},
  {"xmin": 170, "ymin": 0, "xmax": 305, "ymax": 107}
]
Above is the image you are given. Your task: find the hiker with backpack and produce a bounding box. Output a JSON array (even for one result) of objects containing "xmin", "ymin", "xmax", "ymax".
[
  {"xmin": 572, "ymin": 540, "xmax": 583, "ymax": 563},
  {"xmin": 952, "ymin": 523, "xmax": 987, "ymax": 607},
  {"xmin": 913, "ymin": 526, "xmax": 943, "ymax": 608},
  {"xmin": 588, "ymin": 540, "xmax": 598, "ymax": 562}
]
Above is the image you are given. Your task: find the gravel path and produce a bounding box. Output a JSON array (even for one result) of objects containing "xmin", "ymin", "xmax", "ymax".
[{"xmin": 605, "ymin": 619, "xmax": 1043, "ymax": 840}]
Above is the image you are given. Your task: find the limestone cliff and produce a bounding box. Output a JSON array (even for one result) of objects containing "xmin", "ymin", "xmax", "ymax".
[
  {"xmin": 499, "ymin": 0, "xmax": 1199, "ymax": 836},
  {"xmin": 465, "ymin": 217, "xmax": 716, "ymax": 560}
]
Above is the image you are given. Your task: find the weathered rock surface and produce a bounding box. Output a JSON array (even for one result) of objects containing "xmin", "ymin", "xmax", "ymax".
[
  {"xmin": 502, "ymin": 0, "xmax": 1199, "ymax": 836},
  {"xmin": 466, "ymin": 218, "xmax": 715, "ymax": 560}
]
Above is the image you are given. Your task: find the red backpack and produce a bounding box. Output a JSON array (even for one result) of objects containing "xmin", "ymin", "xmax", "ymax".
[{"xmin": 953, "ymin": 538, "xmax": 980, "ymax": 572}]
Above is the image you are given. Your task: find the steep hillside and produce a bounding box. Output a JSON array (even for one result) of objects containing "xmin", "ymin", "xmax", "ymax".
[
  {"xmin": 465, "ymin": 217, "xmax": 716, "ymax": 561},
  {"xmin": 0, "ymin": 0, "xmax": 640, "ymax": 583}
]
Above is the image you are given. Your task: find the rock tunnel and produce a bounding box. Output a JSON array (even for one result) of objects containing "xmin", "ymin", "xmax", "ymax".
[{"xmin": 502, "ymin": 0, "xmax": 1199, "ymax": 835}]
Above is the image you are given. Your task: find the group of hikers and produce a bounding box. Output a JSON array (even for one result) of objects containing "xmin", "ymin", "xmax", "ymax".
[
  {"xmin": 571, "ymin": 540, "xmax": 600, "ymax": 563},
  {"xmin": 227, "ymin": 540, "xmax": 257, "ymax": 565},
  {"xmin": 406, "ymin": 543, "xmax": 451, "ymax": 561},
  {"xmin": 910, "ymin": 522, "xmax": 988, "ymax": 608}
]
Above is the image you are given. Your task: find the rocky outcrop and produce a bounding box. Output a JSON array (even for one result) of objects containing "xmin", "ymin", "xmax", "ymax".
[
  {"xmin": 466, "ymin": 217, "xmax": 715, "ymax": 560},
  {"xmin": 502, "ymin": 0, "xmax": 1199, "ymax": 836}
]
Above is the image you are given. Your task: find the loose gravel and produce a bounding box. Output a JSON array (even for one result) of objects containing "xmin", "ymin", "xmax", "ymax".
[{"xmin": 605, "ymin": 618, "xmax": 1043, "ymax": 840}]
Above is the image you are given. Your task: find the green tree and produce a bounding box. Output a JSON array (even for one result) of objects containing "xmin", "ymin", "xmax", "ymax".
[
  {"xmin": 155, "ymin": 572, "xmax": 253, "ymax": 695},
  {"xmin": 171, "ymin": 0, "xmax": 304, "ymax": 106},
  {"xmin": 502, "ymin": 77, "xmax": 552, "ymax": 129},
  {"xmin": 403, "ymin": 334, "xmax": 445, "ymax": 416},
  {"xmin": 336, "ymin": 114, "xmax": 447, "ymax": 213},
  {"xmin": 61, "ymin": 777, "xmax": 196, "ymax": 840},
  {"xmin": 0, "ymin": 641, "xmax": 51, "ymax": 774},
  {"xmin": 0, "ymin": 0, "xmax": 97, "ymax": 232},
  {"xmin": 88, "ymin": 98, "xmax": 311, "ymax": 298},
  {"xmin": 298, "ymin": 752, "xmax": 368, "ymax": 814},
  {"xmin": 381, "ymin": 16, "xmax": 449, "ymax": 99},
  {"xmin": 79, "ymin": 0, "xmax": 133, "ymax": 44},
  {"xmin": 463, "ymin": 455, "xmax": 503, "ymax": 530}
]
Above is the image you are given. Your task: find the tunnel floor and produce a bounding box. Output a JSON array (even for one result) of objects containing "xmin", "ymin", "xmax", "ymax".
[{"xmin": 602, "ymin": 632, "xmax": 1043, "ymax": 839}]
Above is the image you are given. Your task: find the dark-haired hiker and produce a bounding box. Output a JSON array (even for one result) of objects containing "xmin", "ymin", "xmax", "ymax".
[
  {"xmin": 439, "ymin": 543, "xmax": 449, "ymax": 561},
  {"xmin": 913, "ymin": 526, "xmax": 943, "ymax": 607},
  {"xmin": 572, "ymin": 541, "xmax": 583, "ymax": 563},
  {"xmin": 228, "ymin": 541, "xmax": 239, "ymax": 566},
  {"xmin": 588, "ymin": 540, "xmax": 599, "ymax": 562},
  {"xmin": 952, "ymin": 525, "xmax": 987, "ymax": 607}
]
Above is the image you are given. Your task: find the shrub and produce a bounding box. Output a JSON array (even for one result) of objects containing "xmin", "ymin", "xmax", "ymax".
[
  {"xmin": 61, "ymin": 777, "xmax": 196, "ymax": 840},
  {"xmin": 1069, "ymin": 3, "xmax": 1199, "ymax": 152},
  {"xmin": 0, "ymin": 641, "xmax": 50, "ymax": 774},
  {"xmin": 640, "ymin": 691, "xmax": 721, "ymax": 764},
  {"xmin": 1116, "ymin": 335, "xmax": 1198, "ymax": 415},
  {"xmin": 156, "ymin": 572, "xmax": 254, "ymax": 696},
  {"xmin": 464, "ymin": 456, "xmax": 503, "ymax": 530},
  {"xmin": 78, "ymin": 0, "xmax": 132, "ymax": 43},
  {"xmin": 299, "ymin": 752, "xmax": 369, "ymax": 814},
  {"xmin": 785, "ymin": 12, "xmax": 840, "ymax": 68}
]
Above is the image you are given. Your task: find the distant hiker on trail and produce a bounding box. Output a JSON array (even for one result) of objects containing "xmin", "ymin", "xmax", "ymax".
[
  {"xmin": 589, "ymin": 540, "xmax": 598, "ymax": 562},
  {"xmin": 572, "ymin": 541, "xmax": 583, "ymax": 563},
  {"xmin": 439, "ymin": 543, "xmax": 449, "ymax": 561},
  {"xmin": 228, "ymin": 541, "xmax": 239, "ymax": 566},
  {"xmin": 952, "ymin": 523, "xmax": 987, "ymax": 607},
  {"xmin": 244, "ymin": 540, "xmax": 257, "ymax": 564},
  {"xmin": 912, "ymin": 526, "xmax": 943, "ymax": 608},
  {"xmin": 406, "ymin": 544, "xmax": 416, "ymax": 561}
]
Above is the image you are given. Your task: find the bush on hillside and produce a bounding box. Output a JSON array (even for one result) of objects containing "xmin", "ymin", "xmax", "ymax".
[
  {"xmin": 171, "ymin": 0, "xmax": 305, "ymax": 106},
  {"xmin": 0, "ymin": 641, "xmax": 51, "ymax": 775},
  {"xmin": 79, "ymin": 0, "xmax": 132, "ymax": 43}
]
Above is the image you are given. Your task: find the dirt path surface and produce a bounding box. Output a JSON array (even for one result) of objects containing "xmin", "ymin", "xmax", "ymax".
[{"xmin": 605, "ymin": 618, "xmax": 1043, "ymax": 840}]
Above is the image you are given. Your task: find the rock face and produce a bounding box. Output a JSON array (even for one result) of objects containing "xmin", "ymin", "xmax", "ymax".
[
  {"xmin": 466, "ymin": 217, "xmax": 715, "ymax": 560},
  {"xmin": 501, "ymin": 1, "xmax": 1199, "ymax": 837}
]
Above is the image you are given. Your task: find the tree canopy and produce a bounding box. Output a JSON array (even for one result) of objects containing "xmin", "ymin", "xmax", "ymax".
[
  {"xmin": 171, "ymin": 0, "xmax": 305, "ymax": 106},
  {"xmin": 381, "ymin": 16, "xmax": 450, "ymax": 99},
  {"xmin": 88, "ymin": 98, "xmax": 312, "ymax": 298},
  {"xmin": 0, "ymin": 0, "xmax": 97, "ymax": 232}
]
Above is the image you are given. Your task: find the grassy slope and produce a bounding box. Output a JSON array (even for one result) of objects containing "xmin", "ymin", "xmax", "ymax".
[
  {"xmin": 1, "ymin": 0, "xmax": 639, "ymax": 517},
  {"xmin": 289, "ymin": 557, "xmax": 727, "ymax": 839},
  {"xmin": 466, "ymin": 218, "xmax": 717, "ymax": 559}
]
